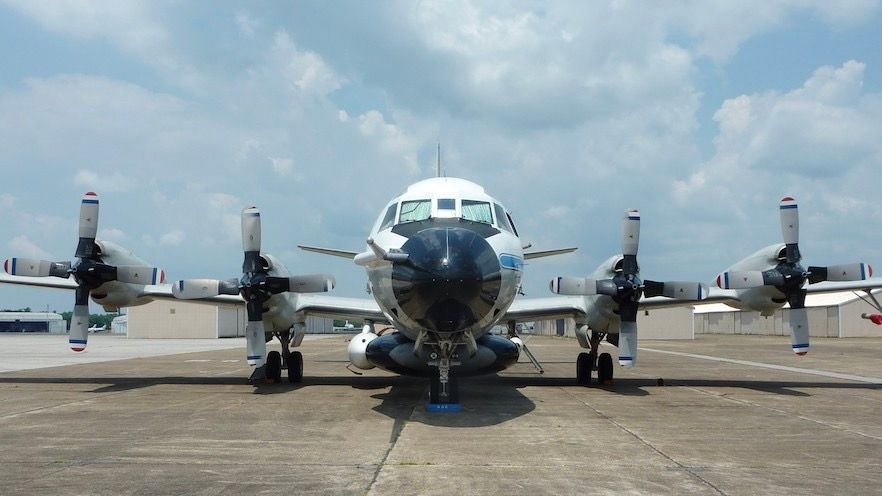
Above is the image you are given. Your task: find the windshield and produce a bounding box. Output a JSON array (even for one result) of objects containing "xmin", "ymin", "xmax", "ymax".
[
  {"xmin": 461, "ymin": 200, "xmax": 493, "ymax": 224},
  {"xmin": 398, "ymin": 199, "xmax": 432, "ymax": 223}
]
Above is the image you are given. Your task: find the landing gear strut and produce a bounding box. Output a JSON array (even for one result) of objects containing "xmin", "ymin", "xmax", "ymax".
[
  {"xmin": 249, "ymin": 329, "xmax": 304, "ymax": 385},
  {"xmin": 278, "ymin": 329, "xmax": 303, "ymax": 383},
  {"xmin": 427, "ymin": 338, "xmax": 461, "ymax": 410}
]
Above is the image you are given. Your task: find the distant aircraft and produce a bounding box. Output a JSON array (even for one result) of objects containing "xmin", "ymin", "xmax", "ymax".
[
  {"xmin": 2, "ymin": 183, "xmax": 879, "ymax": 408},
  {"xmin": 87, "ymin": 324, "xmax": 107, "ymax": 333}
]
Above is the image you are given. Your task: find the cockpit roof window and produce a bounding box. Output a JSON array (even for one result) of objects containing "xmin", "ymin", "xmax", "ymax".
[
  {"xmin": 379, "ymin": 203, "xmax": 397, "ymax": 231},
  {"xmin": 398, "ymin": 199, "xmax": 432, "ymax": 223},
  {"xmin": 461, "ymin": 200, "xmax": 493, "ymax": 224},
  {"xmin": 437, "ymin": 198, "xmax": 455, "ymax": 210}
]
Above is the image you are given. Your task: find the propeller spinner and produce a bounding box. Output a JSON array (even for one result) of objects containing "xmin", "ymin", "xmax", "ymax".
[
  {"xmin": 3, "ymin": 193, "xmax": 165, "ymax": 352},
  {"xmin": 716, "ymin": 197, "xmax": 872, "ymax": 355}
]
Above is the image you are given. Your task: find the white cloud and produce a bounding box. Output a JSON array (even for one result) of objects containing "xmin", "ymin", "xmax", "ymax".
[
  {"xmin": 270, "ymin": 31, "xmax": 342, "ymax": 98},
  {"xmin": 666, "ymin": 59, "xmax": 882, "ymax": 267},
  {"xmin": 355, "ymin": 110, "xmax": 420, "ymax": 174},
  {"xmin": 1, "ymin": 0, "xmax": 201, "ymax": 88},
  {"xmin": 73, "ymin": 169, "xmax": 133, "ymax": 193},
  {"xmin": 159, "ymin": 230, "xmax": 185, "ymax": 246},
  {"xmin": 0, "ymin": 194, "xmax": 15, "ymax": 209},
  {"xmin": 235, "ymin": 10, "xmax": 260, "ymax": 38},
  {"xmin": 99, "ymin": 227, "xmax": 127, "ymax": 243},
  {"xmin": 269, "ymin": 157, "xmax": 294, "ymax": 176},
  {"xmin": 8, "ymin": 235, "xmax": 54, "ymax": 260}
]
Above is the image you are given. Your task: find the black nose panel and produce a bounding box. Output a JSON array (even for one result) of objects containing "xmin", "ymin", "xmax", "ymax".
[{"xmin": 392, "ymin": 226, "xmax": 501, "ymax": 333}]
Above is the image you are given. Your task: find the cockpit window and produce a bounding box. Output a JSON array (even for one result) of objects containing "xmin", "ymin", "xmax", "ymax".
[
  {"xmin": 437, "ymin": 198, "xmax": 455, "ymax": 210},
  {"xmin": 506, "ymin": 212, "xmax": 519, "ymax": 236},
  {"xmin": 379, "ymin": 203, "xmax": 397, "ymax": 231},
  {"xmin": 494, "ymin": 203, "xmax": 513, "ymax": 233},
  {"xmin": 398, "ymin": 199, "xmax": 432, "ymax": 223},
  {"xmin": 461, "ymin": 200, "xmax": 493, "ymax": 224}
]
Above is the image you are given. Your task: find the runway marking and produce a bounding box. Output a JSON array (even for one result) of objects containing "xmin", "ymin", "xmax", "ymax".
[{"xmin": 640, "ymin": 347, "xmax": 882, "ymax": 384}]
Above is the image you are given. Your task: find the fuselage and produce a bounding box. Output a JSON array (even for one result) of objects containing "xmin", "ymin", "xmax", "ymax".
[
  {"xmin": 366, "ymin": 178, "xmax": 523, "ymax": 339},
  {"xmin": 356, "ymin": 178, "xmax": 525, "ymax": 375}
]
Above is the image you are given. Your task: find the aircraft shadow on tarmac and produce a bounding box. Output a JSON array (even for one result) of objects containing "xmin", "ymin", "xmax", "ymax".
[{"xmin": 1, "ymin": 374, "xmax": 880, "ymax": 425}]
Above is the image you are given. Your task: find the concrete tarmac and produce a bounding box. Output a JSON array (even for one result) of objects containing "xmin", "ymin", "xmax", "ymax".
[{"xmin": 1, "ymin": 333, "xmax": 881, "ymax": 495}]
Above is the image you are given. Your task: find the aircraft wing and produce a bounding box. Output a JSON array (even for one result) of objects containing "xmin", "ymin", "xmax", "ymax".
[
  {"xmin": 503, "ymin": 296, "xmax": 588, "ymax": 322},
  {"xmin": 523, "ymin": 247, "xmax": 577, "ymax": 260},
  {"xmin": 504, "ymin": 292, "xmax": 715, "ymax": 322},
  {"xmin": 139, "ymin": 284, "xmax": 244, "ymax": 304},
  {"xmin": 293, "ymin": 294, "xmax": 388, "ymax": 322},
  {"xmin": 141, "ymin": 284, "xmax": 387, "ymax": 323},
  {"xmin": 0, "ymin": 272, "xmax": 79, "ymax": 290},
  {"xmin": 298, "ymin": 245, "xmax": 359, "ymax": 259}
]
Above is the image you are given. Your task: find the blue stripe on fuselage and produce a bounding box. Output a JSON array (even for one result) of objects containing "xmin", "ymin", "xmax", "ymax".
[{"xmin": 499, "ymin": 253, "xmax": 523, "ymax": 271}]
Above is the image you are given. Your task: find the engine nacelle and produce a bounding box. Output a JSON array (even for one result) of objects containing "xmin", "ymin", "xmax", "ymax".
[
  {"xmin": 348, "ymin": 325, "xmax": 378, "ymax": 370},
  {"xmin": 90, "ymin": 240, "xmax": 158, "ymax": 311}
]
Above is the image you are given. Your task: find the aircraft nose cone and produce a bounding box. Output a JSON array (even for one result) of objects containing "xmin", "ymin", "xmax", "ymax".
[{"xmin": 392, "ymin": 226, "xmax": 501, "ymax": 333}]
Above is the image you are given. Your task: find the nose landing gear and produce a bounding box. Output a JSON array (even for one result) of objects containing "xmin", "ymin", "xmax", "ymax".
[{"xmin": 427, "ymin": 337, "xmax": 462, "ymax": 412}]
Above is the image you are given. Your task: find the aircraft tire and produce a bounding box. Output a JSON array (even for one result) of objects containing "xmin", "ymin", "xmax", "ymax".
[
  {"xmin": 266, "ymin": 351, "xmax": 282, "ymax": 383},
  {"xmin": 576, "ymin": 352, "xmax": 591, "ymax": 385},
  {"xmin": 597, "ymin": 352, "xmax": 613, "ymax": 384},
  {"xmin": 288, "ymin": 351, "xmax": 303, "ymax": 383}
]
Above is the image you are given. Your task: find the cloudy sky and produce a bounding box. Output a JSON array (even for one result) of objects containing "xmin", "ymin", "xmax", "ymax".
[{"xmin": 1, "ymin": 1, "xmax": 881, "ymax": 314}]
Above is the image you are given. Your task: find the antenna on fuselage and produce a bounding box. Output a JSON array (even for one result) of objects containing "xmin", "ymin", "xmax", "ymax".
[{"xmin": 436, "ymin": 142, "xmax": 442, "ymax": 178}]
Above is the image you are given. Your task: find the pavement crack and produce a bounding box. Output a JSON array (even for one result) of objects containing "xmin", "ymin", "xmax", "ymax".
[
  {"xmin": 562, "ymin": 388, "xmax": 728, "ymax": 496},
  {"xmin": 685, "ymin": 385, "xmax": 882, "ymax": 442},
  {"xmin": 364, "ymin": 385, "xmax": 423, "ymax": 495}
]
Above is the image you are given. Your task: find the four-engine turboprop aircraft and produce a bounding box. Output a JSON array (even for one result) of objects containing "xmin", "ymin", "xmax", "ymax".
[{"xmin": 2, "ymin": 180, "xmax": 880, "ymax": 407}]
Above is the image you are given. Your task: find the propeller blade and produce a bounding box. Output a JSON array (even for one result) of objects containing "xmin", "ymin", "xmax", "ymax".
[
  {"xmin": 244, "ymin": 298, "xmax": 267, "ymax": 366},
  {"xmin": 242, "ymin": 206, "xmax": 261, "ymax": 251},
  {"xmin": 265, "ymin": 274, "xmax": 335, "ymax": 294},
  {"xmin": 70, "ymin": 285, "xmax": 90, "ymax": 352},
  {"xmin": 622, "ymin": 209, "xmax": 640, "ymax": 257},
  {"xmin": 779, "ymin": 196, "xmax": 800, "ymax": 263},
  {"xmin": 788, "ymin": 306, "xmax": 810, "ymax": 355},
  {"xmin": 550, "ymin": 276, "xmax": 599, "ymax": 295},
  {"xmin": 715, "ymin": 270, "xmax": 785, "ymax": 289},
  {"xmin": 245, "ymin": 319, "xmax": 267, "ymax": 367},
  {"xmin": 3, "ymin": 258, "xmax": 70, "ymax": 278},
  {"xmin": 618, "ymin": 320, "xmax": 638, "ymax": 367},
  {"xmin": 644, "ymin": 280, "xmax": 707, "ymax": 300},
  {"xmin": 807, "ymin": 263, "xmax": 872, "ymax": 284},
  {"xmin": 172, "ymin": 278, "xmax": 239, "ymax": 299},
  {"xmin": 75, "ymin": 192, "xmax": 100, "ymax": 259},
  {"xmin": 115, "ymin": 265, "xmax": 165, "ymax": 285},
  {"xmin": 621, "ymin": 209, "xmax": 640, "ymax": 277}
]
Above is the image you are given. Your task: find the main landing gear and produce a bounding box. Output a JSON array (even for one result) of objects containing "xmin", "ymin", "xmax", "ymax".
[
  {"xmin": 576, "ymin": 331, "xmax": 614, "ymax": 386},
  {"xmin": 250, "ymin": 329, "xmax": 304, "ymax": 385}
]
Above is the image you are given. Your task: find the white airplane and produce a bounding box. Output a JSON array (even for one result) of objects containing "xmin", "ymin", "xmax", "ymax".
[{"xmin": 2, "ymin": 182, "xmax": 879, "ymax": 408}]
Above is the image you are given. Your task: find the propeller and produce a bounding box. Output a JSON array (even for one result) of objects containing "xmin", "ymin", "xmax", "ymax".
[
  {"xmin": 3, "ymin": 192, "xmax": 165, "ymax": 352},
  {"xmin": 171, "ymin": 206, "xmax": 334, "ymax": 367},
  {"xmin": 550, "ymin": 209, "xmax": 706, "ymax": 367},
  {"xmin": 715, "ymin": 197, "xmax": 873, "ymax": 355}
]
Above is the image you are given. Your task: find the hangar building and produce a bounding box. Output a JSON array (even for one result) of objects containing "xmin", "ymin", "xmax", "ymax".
[
  {"xmin": 0, "ymin": 312, "xmax": 66, "ymax": 333},
  {"xmin": 125, "ymin": 300, "xmax": 333, "ymax": 338},
  {"xmin": 532, "ymin": 306, "xmax": 695, "ymax": 340},
  {"xmin": 119, "ymin": 290, "xmax": 881, "ymax": 340},
  {"xmin": 694, "ymin": 290, "xmax": 882, "ymax": 338}
]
